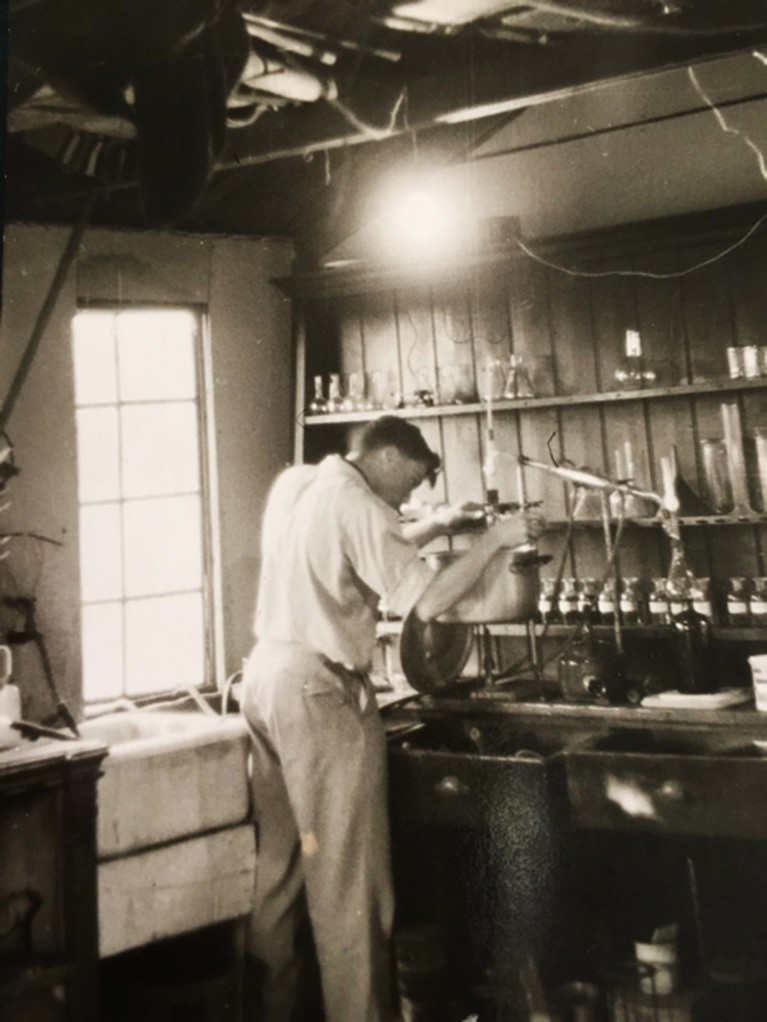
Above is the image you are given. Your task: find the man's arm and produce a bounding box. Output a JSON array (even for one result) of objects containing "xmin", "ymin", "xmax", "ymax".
[
  {"xmin": 413, "ymin": 512, "xmax": 545, "ymax": 621},
  {"xmin": 401, "ymin": 502, "xmax": 485, "ymax": 549}
]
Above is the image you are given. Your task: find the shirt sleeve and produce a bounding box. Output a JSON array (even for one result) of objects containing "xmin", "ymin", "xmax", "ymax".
[{"xmin": 340, "ymin": 484, "xmax": 435, "ymax": 618}]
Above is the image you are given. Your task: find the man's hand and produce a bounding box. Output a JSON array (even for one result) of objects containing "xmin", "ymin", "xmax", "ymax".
[{"xmin": 490, "ymin": 510, "xmax": 546, "ymax": 549}]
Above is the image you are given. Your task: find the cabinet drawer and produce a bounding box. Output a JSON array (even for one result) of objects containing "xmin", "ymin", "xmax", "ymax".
[
  {"xmin": 388, "ymin": 746, "xmax": 555, "ymax": 827},
  {"xmin": 566, "ymin": 734, "xmax": 767, "ymax": 838}
]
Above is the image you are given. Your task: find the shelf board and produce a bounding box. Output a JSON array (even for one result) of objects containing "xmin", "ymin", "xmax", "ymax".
[
  {"xmin": 304, "ymin": 375, "xmax": 767, "ymax": 425},
  {"xmin": 547, "ymin": 514, "xmax": 767, "ymax": 527},
  {"xmin": 378, "ymin": 621, "xmax": 767, "ymax": 640}
]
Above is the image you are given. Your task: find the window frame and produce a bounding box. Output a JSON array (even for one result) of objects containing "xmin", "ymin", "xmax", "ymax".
[{"xmin": 73, "ymin": 301, "xmax": 224, "ymax": 706}]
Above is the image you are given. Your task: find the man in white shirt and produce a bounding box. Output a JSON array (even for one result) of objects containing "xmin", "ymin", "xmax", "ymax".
[{"xmin": 242, "ymin": 416, "xmax": 544, "ymax": 1022}]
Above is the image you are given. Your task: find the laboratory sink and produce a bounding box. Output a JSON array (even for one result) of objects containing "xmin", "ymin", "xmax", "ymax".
[
  {"xmin": 565, "ymin": 727, "xmax": 767, "ymax": 839},
  {"xmin": 78, "ymin": 710, "xmax": 256, "ymax": 959},
  {"xmin": 388, "ymin": 721, "xmax": 570, "ymax": 828},
  {"xmin": 78, "ymin": 710, "xmax": 251, "ymax": 858}
]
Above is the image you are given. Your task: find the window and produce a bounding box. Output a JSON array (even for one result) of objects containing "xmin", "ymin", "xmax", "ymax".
[{"xmin": 72, "ymin": 307, "xmax": 218, "ymax": 703}]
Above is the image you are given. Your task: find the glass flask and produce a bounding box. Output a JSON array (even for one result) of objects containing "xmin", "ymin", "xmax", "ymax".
[
  {"xmin": 308, "ymin": 374, "xmax": 327, "ymax": 415},
  {"xmin": 614, "ymin": 329, "xmax": 657, "ymax": 389},
  {"xmin": 558, "ymin": 605, "xmax": 627, "ymax": 704},
  {"xmin": 502, "ymin": 354, "xmax": 535, "ymax": 399}
]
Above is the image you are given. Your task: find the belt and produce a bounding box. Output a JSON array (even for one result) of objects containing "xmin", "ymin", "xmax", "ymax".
[{"xmin": 318, "ymin": 654, "xmax": 368, "ymax": 688}]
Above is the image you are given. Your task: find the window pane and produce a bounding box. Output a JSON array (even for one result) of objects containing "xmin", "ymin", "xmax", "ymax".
[
  {"xmin": 72, "ymin": 311, "xmax": 118, "ymax": 405},
  {"xmin": 125, "ymin": 593, "xmax": 205, "ymax": 695},
  {"xmin": 82, "ymin": 603, "xmax": 123, "ymax": 701},
  {"xmin": 121, "ymin": 402, "xmax": 200, "ymax": 497},
  {"xmin": 76, "ymin": 407, "xmax": 120, "ymax": 502},
  {"xmin": 117, "ymin": 310, "xmax": 197, "ymax": 401},
  {"xmin": 80, "ymin": 504, "xmax": 122, "ymax": 602},
  {"xmin": 123, "ymin": 495, "xmax": 202, "ymax": 597}
]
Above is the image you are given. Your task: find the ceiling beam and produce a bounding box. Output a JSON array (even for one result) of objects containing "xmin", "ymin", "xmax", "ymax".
[{"xmin": 217, "ymin": 27, "xmax": 767, "ymax": 169}]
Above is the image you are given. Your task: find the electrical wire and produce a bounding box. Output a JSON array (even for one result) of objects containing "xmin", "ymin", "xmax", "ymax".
[{"xmin": 511, "ymin": 53, "xmax": 767, "ymax": 283}]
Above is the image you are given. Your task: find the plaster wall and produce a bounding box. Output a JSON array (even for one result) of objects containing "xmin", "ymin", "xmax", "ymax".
[{"xmin": 0, "ymin": 226, "xmax": 293, "ymax": 721}]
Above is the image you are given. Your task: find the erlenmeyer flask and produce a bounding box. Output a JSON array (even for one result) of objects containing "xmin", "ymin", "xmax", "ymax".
[
  {"xmin": 308, "ymin": 375, "xmax": 327, "ymax": 415},
  {"xmin": 503, "ymin": 354, "xmax": 535, "ymax": 399}
]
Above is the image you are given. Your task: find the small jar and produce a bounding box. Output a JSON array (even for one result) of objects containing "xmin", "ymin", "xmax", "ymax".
[
  {"xmin": 538, "ymin": 579, "xmax": 562, "ymax": 624},
  {"xmin": 560, "ymin": 578, "xmax": 581, "ymax": 625},
  {"xmin": 648, "ymin": 578, "xmax": 670, "ymax": 625},
  {"xmin": 597, "ymin": 580, "xmax": 617, "ymax": 625},
  {"xmin": 578, "ymin": 579, "xmax": 601, "ymax": 622},
  {"xmin": 691, "ymin": 577, "xmax": 713, "ymax": 621},
  {"xmin": 726, "ymin": 577, "xmax": 751, "ymax": 627},
  {"xmin": 751, "ymin": 577, "xmax": 767, "ymax": 626},
  {"xmin": 619, "ymin": 577, "xmax": 642, "ymax": 625}
]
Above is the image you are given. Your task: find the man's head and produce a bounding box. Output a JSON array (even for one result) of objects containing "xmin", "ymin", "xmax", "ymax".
[{"xmin": 350, "ymin": 416, "xmax": 441, "ymax": 509}]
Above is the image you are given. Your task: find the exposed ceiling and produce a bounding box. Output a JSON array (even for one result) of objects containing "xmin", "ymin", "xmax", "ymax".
[{"xmin": 5, "ymin": 0, "xmax": 767, "ymax": 261}]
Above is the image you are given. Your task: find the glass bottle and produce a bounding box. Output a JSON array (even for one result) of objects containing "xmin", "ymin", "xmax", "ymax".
[
  {"xmin": 726, "ymin": 577, "xmax": 751, "ymax": 627},
  {"xmin": 578, "ymin": 579, "xmax": 601, "ymax": 623},
  {"xmin": 561, "ymin": 578, "xmax": 581, "ymax": 625},
  {"xmin": 614, "ymin": 329, "xmax": 657, "ymax": 390},
  {"xmin": 691, "ymin": 577, "xmax": 713, "ymax": 622},
  {"xmin": 666, "ymin": 538, "xmax": 696, "ymax": 619},
  {"xmin": 538, "ymin": 579, "xmax": 562, "ymax": 625},
  {"xmin": 308, "ymin": 374, "xmax": 327, "ymax": 415},
  {"xmin": 619, "ymin": 577, "xmax": 641, "ymax": 625},
  {"xmin": 558, "ymin": 605, "xmax": 627, "ymax": 704},
  {"xmin": 597, "ymin": 580, "xmax": 617, "ymax": 626},
  {"xmin": 672, "ymin": 598, "xmax": 716, "ymax": 694},
  {"xmin": 751, "ymin": 577, "xmax": 767, "ymax": 626},
  {"xmin": 648, "ymin": 578, "xmax": 670, "ymax": 625}
]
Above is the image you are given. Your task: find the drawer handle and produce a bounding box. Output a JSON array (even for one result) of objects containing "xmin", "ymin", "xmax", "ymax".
[
  {"xmin": 655, "ymin": 780, "xmax": 688, "ymax": 803},
  {"xmin": 436, "ymin": 775, "xmax": 469, "ymax": 797}
]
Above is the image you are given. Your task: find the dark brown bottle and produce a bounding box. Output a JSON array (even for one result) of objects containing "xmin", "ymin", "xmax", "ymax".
[{"xmin": 672, "ymin": 600, "xmax": 716, "ymax": 694}]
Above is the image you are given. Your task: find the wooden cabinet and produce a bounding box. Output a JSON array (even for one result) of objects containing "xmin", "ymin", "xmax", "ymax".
[
  {"xmin": 0, "ymin": 740, "xmax": 106, "ymax": 1022},
  {"xmin": 277, "ymin": 204, "xmax": 767, "ymax": 685}
]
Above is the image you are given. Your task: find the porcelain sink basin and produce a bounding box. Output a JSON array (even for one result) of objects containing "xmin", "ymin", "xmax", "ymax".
[{"xmin": 77, "ymin": 710, "xmax": 251, "ymax": 858}]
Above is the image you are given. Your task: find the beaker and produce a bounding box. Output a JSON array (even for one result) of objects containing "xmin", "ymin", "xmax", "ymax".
[
  {"xmin": 755, "ymin": 427, "xmax": 767, "ymax": 512},
  {"xmin": 479, "ymin": 357, "xmax": 505, "ymax": 401},
  {"xmin": 700, "ymin": 438, "xmax": 733, "ymax": 513}
]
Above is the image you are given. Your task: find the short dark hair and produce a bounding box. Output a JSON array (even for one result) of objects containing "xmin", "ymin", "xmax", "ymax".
[{"xmin": 357, "ymin": 415, "xmax": 441, "ymax": 484}]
